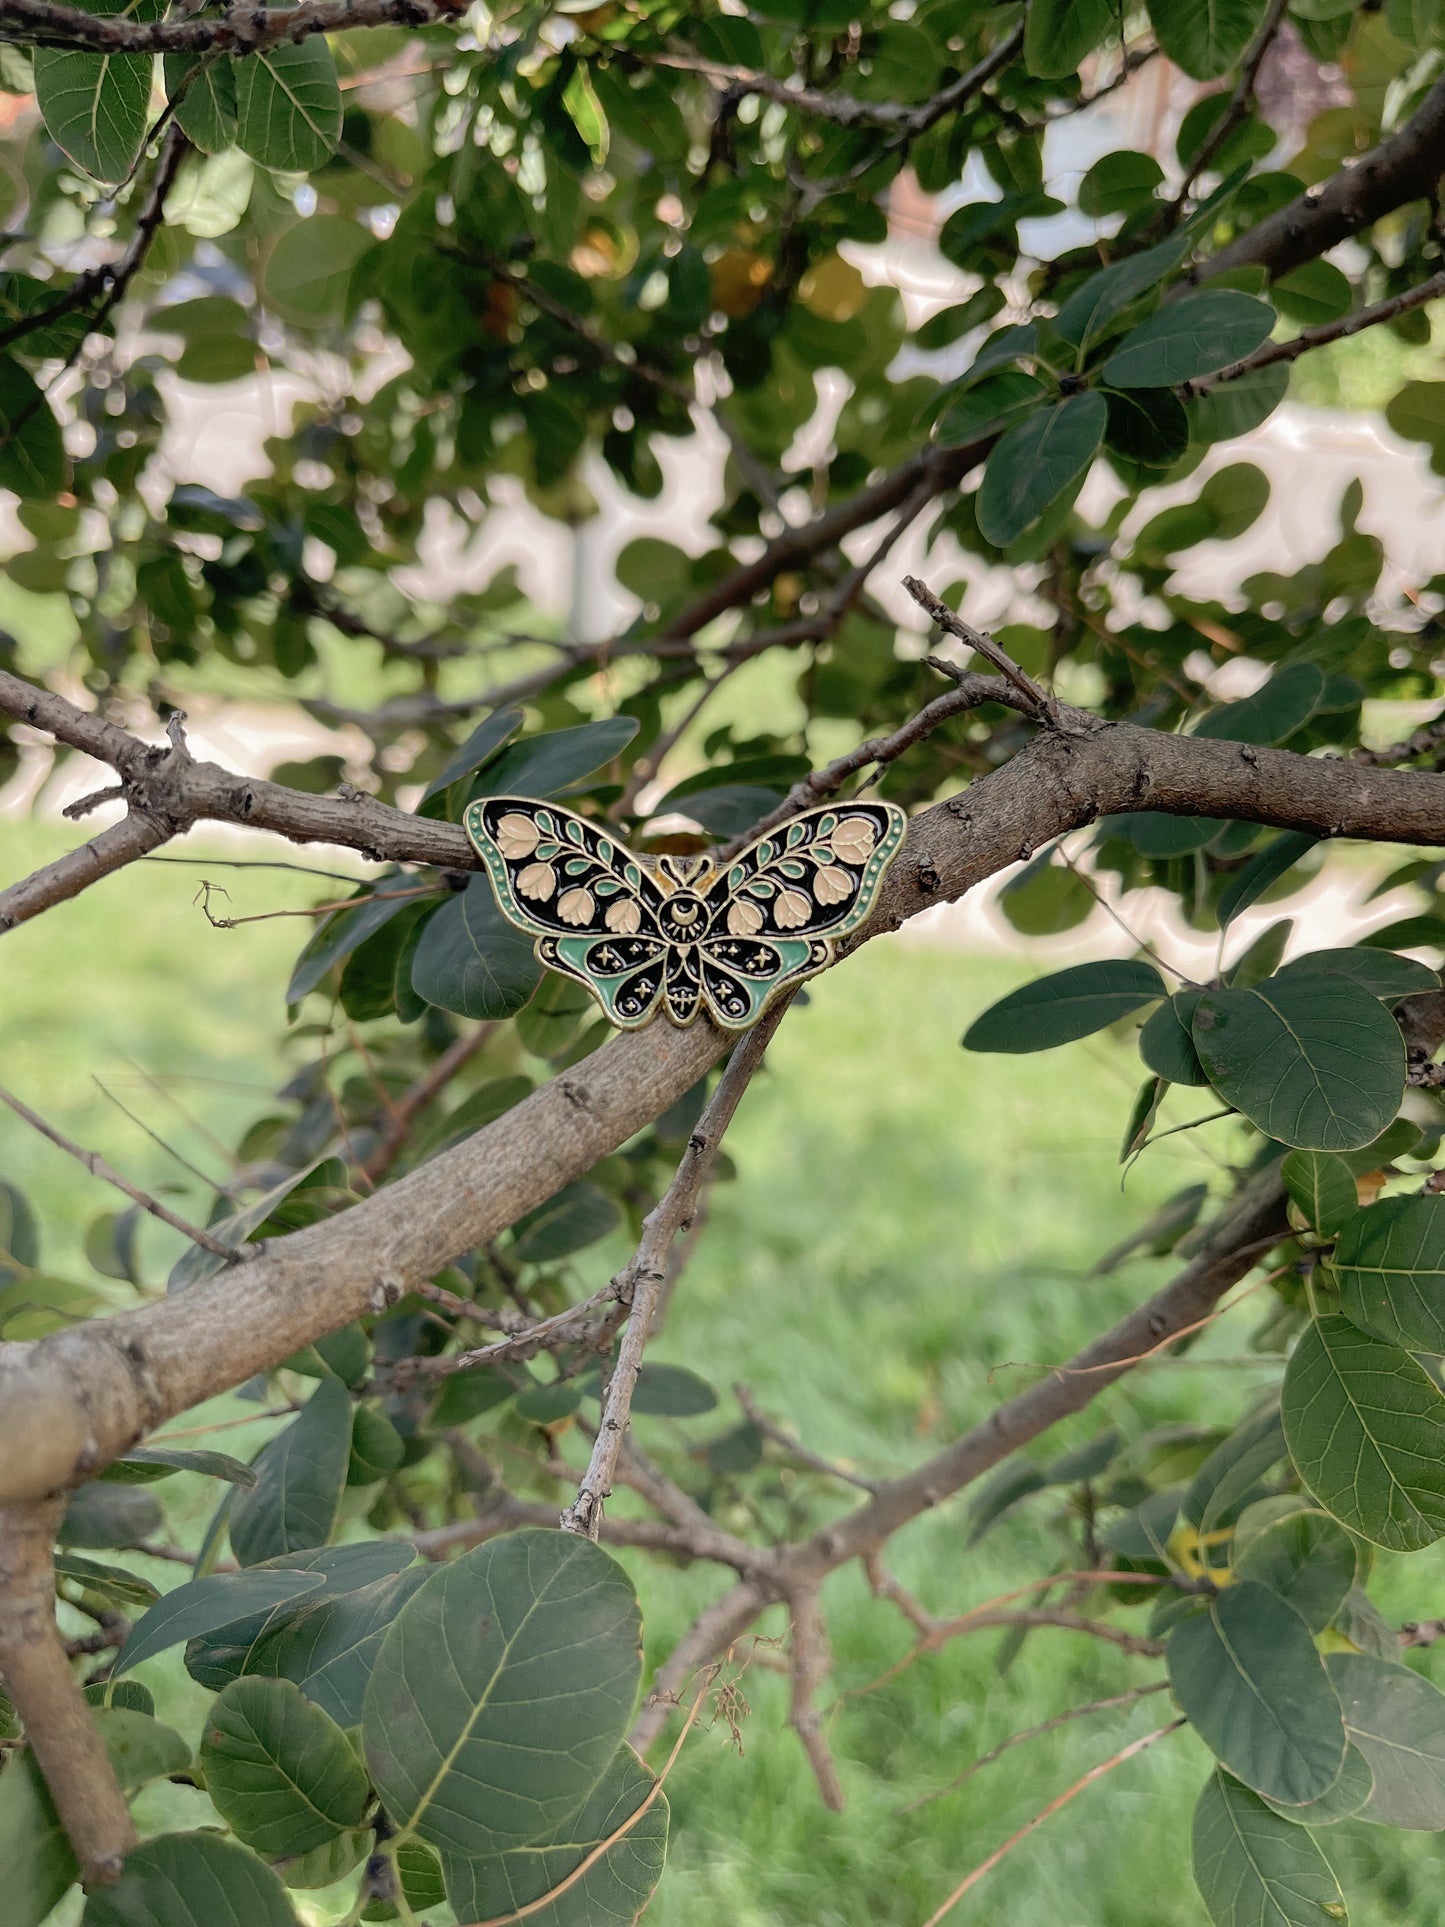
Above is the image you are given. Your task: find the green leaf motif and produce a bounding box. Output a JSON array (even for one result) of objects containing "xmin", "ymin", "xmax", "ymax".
[
  {"xmin": 1235, "ymin": 1508, "xmax": 1357, "ymax": 1632},
  {"xmin": 363, "ymin": 1530, "xmax": 643, "ymax": 1857},
  {"xmin": 410, "ymin": 876, "xmax": 545, "ymax": 1020},
  {"xmin": 1148, "ymin": 0, "xmax": 1270, "ymax": 78},
  {"xmin": 1167, "ymin": 1581, "xmax": 1347, "ymax": 1805},
  {"xmin": 1325, "ymin": 1652, "xmax": 1445, "ymax": 1830},
  {"xmin": 1191, "ymin": 975, "xmax": 1406, "ymax": 1151},
  {"xmin": 1102, "ymin": 292, "xmax": 1276, "ymax": 387},
  {"xmin": 79, "ymin": 1832, "xmax": 299, "ymax": 1927},
  {"xmin": 235, "ymin": 39, "xmax": 342, "ymax": 173},
  {"xmin": 976, "ymin": 392, "xmax": 1107, "ymax": 547},
  {"xmin": 1280, "ymin": 1151, "xmax": 1358, "ymax": 1237},
  {"xmin": 201, "ymin": 1676, "xmax": 371, "ymax": 1858},
  {"xmin": 229, "ymin": 1376, "xmax": 353, "ymax": 1567},
  {"xmin": 442, "ymin": 1745, "xmax": 668, "ymax": 1927},
  {"xmin": 33, "ymin": 0, "xmax": 158, "ymax": 183},
  {"xmin": 0, "ymin": 356, "xmax": 67, "ymax": 501},
  {"xmin": 1282, "ymin": 1315, "xmax": 1445, "ymax": 1551},
  {"xmin": 1192, "ymin": 1770, "xmax": 1349, "ymax": 1927},
  {"xmin": 964, "ymin": 959, "xmax": 1165, "ymax": 1053},
  {"xmin": 1334, "ymin": 1195, "xmax": 1445, "ymax": 1353}
]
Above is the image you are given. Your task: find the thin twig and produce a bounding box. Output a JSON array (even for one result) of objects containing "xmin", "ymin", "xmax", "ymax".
[
  {"xmin": 918, "ymin": 1721, "xmax": 1186, "ymax": 1926},
  {"xmin": 903, "ymin": 577, "xmax": 1055, "ymax": 718},
  {"xmin": 560, "ymin": 1003, "xmax": 790, "ymax": 1537},
  {"xmin": 1172, "ymin": 0, "xmax": 1288, "ymax": 208},
  {"xmin": 735, "ymin": 1384, "xmax": 881, "ymax": 1492},
  {"xmin": 1187, "ymin": 267, "xmax": 1445, "ymax": 395},
  {"xmin": 0, "ymin": 1084, "xmax": 238, "ymax": 1261}
]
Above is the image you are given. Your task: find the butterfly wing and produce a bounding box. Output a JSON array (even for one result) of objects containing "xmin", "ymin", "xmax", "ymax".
[
  {"xmin": 465, "ymin": 797, "xmax": 671, "ymax": 1028},
  {"xmin": 698, "ymin": 802, "xmax": 906, "ymax": 1027}
]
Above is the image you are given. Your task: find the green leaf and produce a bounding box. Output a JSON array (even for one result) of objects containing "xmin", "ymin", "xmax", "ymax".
[
  {"xmin": 1280, "ymin": 1151, "xmax": 1358, "ymax": 1237},
  {"xmin": 183, "ymin": 1545, "xmax": 418, "ymax": 1691},
  {"xmin": 0, "ymin": 357, "xmax": 66, "ymax": 500},
  {"xmin": 1217, "ymin": 832, "xmax": 1319, "ymax": 925},
  {"xmin": 79, "ymin": 1832, "xmax": 300, "ymax": 1927},
  {"xmin": 1276, "ymin": 947, "xmax": 1438, "ymax": 1000},
  {"xmin": 420, "ymin": 707, "xmax": 524, "ymax": 804},
  {"xmin": 115, "ymin": 1568, "xmax": 329, "ymax": 1677},
  {"xmin": 441, "ymin": 1744, "xmax": 668, "ymax": 1927},
  {"xmin": 58, "ymin": 1482, "xmax": 163, "ymax": 1548},
  {"xmin": 933, "ymin": 370, "xmax": 1049, "ymax": 447},
  {"xmin": 1139, "ymin": 990, "xmax": 1210, "ymax": 1086},
  {"xmin": 471, "ymin": 717, "xmax": 640, "ymax": 800},
  {"xmin": 33, "ymin": 0, "xmax": 157, "ymax": 183},
  {"xmin": 1190, "ymin": 976, "xmax": 1406, "ymax": 1151},
  {"xmin": 96, "ymin": 1708, "xmax": 192, "ymax": 1790},
  {"xmin": 1272, "ymin": 259, "xmax": 1352, "ymax": 325},
  {"xmin": 262, "ymin": 217, "xmax": 374, "ymax": 328},
  {"xmin": 235, "ymin": 39, "xmax": 341, "ymax": 173},
  {"xmin": 363, "ymin": 1530, "xmax": 642, "ymax": 1856},
  {"xmin": 1334, "ymin": 1196, "xmax": 1445, "ymax": 1353},
  {"xmin": 1053, "ymin": 233, "xmax": 1194, "ymax": 349},
  {"xmin": 55, "ymin": 1551, "xmax": 160, "ymax": 1610},
  {"xmin": 229, "ymin": 1377, "xmax": 353, "ymax": 1567},
  {"xmin": 101, "ymin": 1445, "xmax": 258, "ymax": 1487},
  {"xmin": 348, "ymin": 1403, "xmax": 406, "ymax": 1485},
  {"xmin": 1325, "ymin": 1652, "xmax": 1445, "ymax": 1829},
  {"xmin": 964, "ymin": 960, "xmax": 1166, "ymax": 1053},
  {"xmin": 164, "ymin": 53, "xmax": 238, "ymax": 153},
  {"xmin": 512, "ymin": 1181, "xmax": 621, "ymax": 1262},
  {"xmin": 0, "ymin": 1748, "xmax": 83, "ymax": 1927},
  {"xmin": 1024, "ymin": 0, "xmax": 1115, "ymax": 77},
  {"xmin": 1105, "ymin": 385, "xmax": 1190, "ymax": 468},
  {"xmin": 1167, "ymin": 1582, "xmax": 1347, "ymax": 1804},
  {"xmin": 1148, "ymin": 0, "xmax": 1270, "ymax": 77},
  {"xmin": 275, "ymin": 1828, "xmax": 371, "ymax": 1891},
  {"xmin": 288, "ymin": 884, "xmax": 424, "ymax": 1003},
  {"xmin": 409, "ymin": 876, "xmax": 545, "ymax": 1020},
  {"xmin": 976, "ymin": 392, "xmax": 1107, "ymax": 547},
  {"xmin": 249, "ymin": 1566, "xmax": 428, "ymax": 1728},
  {"xmin": 1184, "ymin": 1402, "xmax": 1287, "ymax": 1536},
  {"xmin": 1079, "ymin": 149, "xmax": 1164, "ymax": 217},
  {"xmin": 1189, "ymin": 360, "xmax": 1289, "ymax": 444},
  {"xmin": 1193, "ymin": 662, "xmax": 1324, "ymax": 745},
  {"xmin": 1259, "ymin": 1743, "xmax": 1374, "ymax": 1826},
  {"xmin": 1102, "ymin": 292, "xmax": 1276, "ymax": 387},
  {"xmin": 620, "ymin": 1364, "xmax": 718, "ymax": 1417},
  {"xmin": 1235, "ymin": 1508, "xmax": 1358, "ymax": 1631},
  {"xmin": 201, "ymin": 1676, "xmax": 371, "ymax": 1857},
  {"xmin": 1192, "ymin": 1770, "xmax": 1349, "ymax": 1926},
  {"xmin": 1282, "ymin": 1315, "xmax": 1445, "ymax": 1550}
]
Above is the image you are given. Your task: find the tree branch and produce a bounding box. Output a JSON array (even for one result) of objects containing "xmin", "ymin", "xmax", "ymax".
[
  {"xmin": 0, "ymin": 0, "xmax": 466, "ymax": 54},
  {"xmin": 1188, "ymin": 266, "xmax": 1445, "ymax": 394}
]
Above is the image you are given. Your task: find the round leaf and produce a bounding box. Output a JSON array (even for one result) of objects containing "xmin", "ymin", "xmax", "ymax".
[
  {"xmin": 201, "ymin": 1676, "xmax": 371, "ymax": 1857},
  {"xmin": 1234, "ymin": 1507, "xmax": 1357, "ymax": 1631},
  {"xmin": 80, "ymin": 1833, "xmax": 299, "ymax": 1927},
  {"xmin": 34, "ymin": 8, "xmax": 154, "ymax": 184},
  {"xmin": 409, "ymin": 878, "xmax": 544, "ymax": 1021},
  {"xmin": 1192, "ymin": 1770, "xmax": 1349, "ymax": 1927},
  {"xmin": 1148, "ymin": 0, "xmax": 1271, "ymax": 77},
  {"xmin": 249, "ymin": 1566, "xmax": 428, "ymax": 1728},
  {"xmin": 1167, "ymin": 1581, "xmax": 1347, "ymax": 1805},
  {"xmin": 1280, "ymin": 1150, "xmax": 1358, "ymax": 1237},
  {"xmin": 1102, "ymin": 292, "xmax": 1276, "ymax": 388},
  {"xmin": 235, "ymin": 39, "xmax": 341, "ymax": 172},
  {"xmin": 964, "ymin": 960, "xmax": 1165, "ymax": 1053},
  {"xmin": 1191, "ymin": 975, "xmax": 1406, "ymax": 1151},
  {"xmin": 1282, "ymin": 1315, "xmax": 1445, "ymax": 1551},
  {"xmin": 1325, "ymin": 1651, "xmax": 1445, "ymax": 1829},
  {"xmin": 1334, "ymin": 1195, "xmax": 1445, "ymax": 1353},
  {"xmin": 1276, "ymin": 947, "xmax": 1438, "ymax": 1000},
  {"xmin": 363, "ymin": 1530, "xmax": 643, "ymax": 1856}
]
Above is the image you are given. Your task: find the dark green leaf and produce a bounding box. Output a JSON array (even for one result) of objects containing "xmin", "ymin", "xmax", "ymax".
[
  {"xmin": 79, "ymin": 1832, "xmax": 300, "ymax": 1927},
  {"xmin": 1024, "ymin": 0, "xmax": 1114, "ymax": 75},
  {"xmin": 235, "ymin": 39, "xmax": 341, "ymax": 172},
  {"xmin": 976, "ymin": 392, "xmax": 1107, "ymax": 547},
  {"xmin": 934, "ymin": 370, "xmax": 1048, "ymax": 447},
  {"xmin": 165, "ymin": 53, "xmax": 238, "ymax": 153},
  {"xmin": 1282, "ymin": 1315, "xmax": 1445, "ymax": 1550},
  {"xmin": 1334, "ymin": 1196, "xmax": 1445, "ymax": 1353},
  {"xmin": 348, "ymin": 1404, "xmax": 406, "ymax": 1485},
  {"xmin": 1276, "ymin": 947, "xmax": 1438, "ymax": 1000},
  {"xmin": 288, "ymin": 885, "xmax": 423, "ymax": 1004},
  {"xmin": 1105, "ymin": 385, "xmax": 1190, "ymax": 468},
  {"xmin": 183, "ymin": 1545, "xmax": 417, "ymax": 1691},
  {"xmin": 57, "ymin": 1482, "xmax": 163, "ymax": 1549},
  {"xmin": 1102, "ymin": 292, "xmax": 1276, "ymax": 387},
  {"xmin": 420, "ymin": 707, "xmax": 524, "ymax": 803},
  {"xmin": 0, "ymin": 1747, "xmax": 80, "ymax": 1927},
  {"xmin": 201, "ymin": 1676, "xmax": 371, "ymax": 1857},
  {"xmin": 1259, "ymin": 1742, "xmax": 1373, "ymax": 1826},
  {"xmin": 1053, "ymin": 233, "xmax": 1194, "ymax": 350},
  {"xmin": 1148, "ymin": 0, "xmax": 1270, "ymax": 77},
  {"xmin": 1325, "ymin": 1651, "xmax": 1445, "ymax": 1829},
  {"xmin": 0, "ymin": 357, "xmax": 66, "ymax": 500},
  {"xmin": 115, "ymin": 1569, "xmax": 328, "ymax": 1677},
  {"xmin": 363, "ymin": 1530, "xmax": 642, "ymax": 1855},
  {"xmin": 101, "ymin": 1445, "xmax": 258, "ymax": 1487},
  {"xmin": 1183, "ymin": 1402, "xmax": 1286, "ymax": 1535},
  {"xmin": 1192, "ymin": 1771, "xmax": 1349, "ymax": 1927},
  {"xmin": 624, "ymin": 1364, "xmax": 718, "ymax": 1417},
  {"xmin": 55, "ymin": 1552, "xmax": 160, "ymax": 1610},
  {"xmin": 34, "ymin": 4, "xmax": 155, "ymax": 183},
  {"xmin": 249, "ymin": 1567, "xmax": 428, "ymax": 1728},
  {"xmin": 1191, "ymin": 976, "xmax": 1406, "ymax": 1151},
  {"xmin": 1193, "ymin": 662, "xmax": 1324, "ymax": 745},
  {"xmin": 1280, "ymin": 1150, "xmax": 1358, "ymax": 1236},
  {"xmin": 512, "ymin": 1181, "xmax": 620, "ymax": 1262},
  {"xmin": 1235, "ymin": 1508, "xmax": 1357, "ymax": 1631},
  {"xmin": 1217, "ymin": 831, "xmax": 1319, "ymax": 925},
  {"xmin": 229, "ymin": 1378, "xmax": 353, "ymax": 1567},
  {"xmin": 1167, "ymin": 1581, "xmax": 1346, "ymax": 1804},
  {"xmin": 964, "ymin": 960, "xmax": 1166, "ymax": 1053},
  {"xmin": 441, "ymin": 1744, "xmax": 668, "ymax": 1927},
  {"xmin": 472, "ymin": 718, "xmax": 640, "ymax": 800},
  {"xmin": 1189, "ymin": 361, "xmax": 1289, "ymax": 443},
  {"xmin": 1139, "ymin": 991, "xmax": 1210, "ymax": 1086},
  {"xmin": 410, "ymin": 877, "xmax": 544, "ymax": 1020}
]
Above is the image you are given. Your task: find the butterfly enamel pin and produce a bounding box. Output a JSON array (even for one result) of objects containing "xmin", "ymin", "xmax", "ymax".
[{"xmin": 464, "ymin": 796, "xmax": 908, "ymax": 1031}]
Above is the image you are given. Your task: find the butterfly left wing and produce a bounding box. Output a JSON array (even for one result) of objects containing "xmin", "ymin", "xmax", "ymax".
[{"xmin": 696, "ymin": 801, "xmax": 907, "ymax": 1028}]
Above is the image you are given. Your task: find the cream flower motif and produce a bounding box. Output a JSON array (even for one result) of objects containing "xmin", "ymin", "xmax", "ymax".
[
  {"xmin": 605, "ymin": 897, "xmax": 642, "ymax": 934},
  {"xmin": 496, "ymin": 813, "xmax": 541, "ymax": 860},
  {"xmin": 829, "ymin": 816, "xmax": 877, "ymax": 865},
  {"xmin": 517, "ymin": 861, "xmax": 556, "ymax": 901},
  {"xmin": 727, "ymin": 898, "xmax": 765, "ymax": 936},
  {"xmin": 558, "ymin": 888, "xmax": 595, "ymax": 926},
  {"xmin": 813, "ymin": 865, "xmax": 854, "ymax": 906},
  {"xmin": 773, "ymin": 887, "xmax": 812, "ymax": 930}
]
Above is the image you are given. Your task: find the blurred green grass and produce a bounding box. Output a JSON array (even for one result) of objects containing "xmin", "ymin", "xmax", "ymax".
[{"xmin": 4, "ymin": 815, "xmax": 1445, "ymax": 1927}]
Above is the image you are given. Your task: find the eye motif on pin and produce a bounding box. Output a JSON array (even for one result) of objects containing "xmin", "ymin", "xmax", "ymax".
[{"xmin": 464, "ymin": 796, "xmax": 908, "ymax": 1031}]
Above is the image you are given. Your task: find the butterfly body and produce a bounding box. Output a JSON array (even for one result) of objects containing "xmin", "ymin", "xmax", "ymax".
[{"xmin": 464, "ymin": 795, "xmax": 907, "ymax": 1031}]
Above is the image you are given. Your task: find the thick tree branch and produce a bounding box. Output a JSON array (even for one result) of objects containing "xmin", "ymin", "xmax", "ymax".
[
  {"xmin": 0, "ymin": 811, "xmax": 174, "ymax": 931},
  {"xmin": 0, "ymin": 1500, "xmax": 135, "ymax": 1884},
  {"xmin": 0, "ymin": 0, "xmax": 465, "ymax": 53}
]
